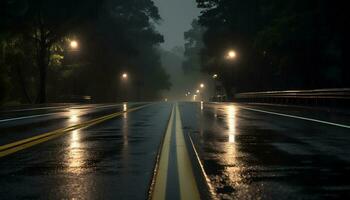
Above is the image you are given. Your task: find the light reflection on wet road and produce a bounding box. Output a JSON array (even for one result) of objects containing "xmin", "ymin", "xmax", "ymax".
[
  {"xmin": 0, "ymin": 102, "xmax": 350, "ymax": 199},
  {"xmin": 180, "ymin": 102, "xmax": 350, "ymax": 200},
  {"xmin": 0, "ymin": 103, "xmax": 172, "ymax": 199}
]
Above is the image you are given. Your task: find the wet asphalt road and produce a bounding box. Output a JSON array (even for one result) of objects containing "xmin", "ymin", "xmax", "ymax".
[
  {"xmin": 1, "ymin": 102, "xmax": 350, "ymax": 199},
  {"xmin": 180, "ymin": 102, "xmax": 350, "ymax": 200}
]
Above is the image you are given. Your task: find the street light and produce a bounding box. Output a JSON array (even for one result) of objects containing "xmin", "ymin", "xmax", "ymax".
[
  {"xmin": 121, "ymin": 72, "xmax": 129, "ymax": 102},
  {"xmin": 196, "ymin": 89, "xmax": 200, "ymax": 94},
  {"xmin": 226, "ymin": 50, "xmax": 237, "ymax": 60},
  {"xmin": 200, "ymin": 83, "xmax": 205, "ymax": 88},
  {"xmin": 70, "ymin": 40, "xmax": 78, "ymax": 49},
  {"xmin": 213, "ymin": 74, "xmax": 218, "ymax": 79},
  {"xmin": 122, "ymin": 73, "xmax": 128, "ymax": 80}
]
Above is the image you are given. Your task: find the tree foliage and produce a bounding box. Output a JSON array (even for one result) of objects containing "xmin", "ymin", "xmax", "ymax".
[
  {"xmin": 0, "ymin": 0, "xmax": 170, "ymax": 104},
  {"xmin": 193, "ymin": 0, "xmax": 349, "ymax": 97},
  {"xmin": 182, "ymin": 20, "xmax": 205, "ymax": 74}
]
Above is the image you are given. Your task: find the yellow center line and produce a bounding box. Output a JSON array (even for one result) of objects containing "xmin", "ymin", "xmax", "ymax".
[
  {"xmin": 0, "ymin": 104, "xmax": 151, "ymax": 158},
  {"xmin": 175, "ymin": 103, "xmax": 200, "ymax": 200},
  {"xmin": 151, "ymin": 103, "xmax": 201, "ymax": 200},
  {"xmin": 151, "ymin": 105, "xmax": 175, "ymax": 200}
]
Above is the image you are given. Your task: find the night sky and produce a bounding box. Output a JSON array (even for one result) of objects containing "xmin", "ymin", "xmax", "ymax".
[{"xmin": 153, "ymin": 0, "xmax": 200, "ymax": 50}]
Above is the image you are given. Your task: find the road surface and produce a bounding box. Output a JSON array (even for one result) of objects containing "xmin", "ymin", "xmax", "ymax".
[{"xmin": 1, "ymin": 102, "xmax": 349, "ymax": 199}]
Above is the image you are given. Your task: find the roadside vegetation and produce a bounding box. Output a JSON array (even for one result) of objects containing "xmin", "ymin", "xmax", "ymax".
[{"xmin": 0, "ymin": 0, "xmax": 171, "ymax": 105}]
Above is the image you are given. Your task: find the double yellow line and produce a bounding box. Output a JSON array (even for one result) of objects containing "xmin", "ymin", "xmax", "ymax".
[
  {"xmin": 151, "ymin": 104, "xmax": 200, "ymax": 200},
  {"xmin": 0, "ymin": 104, "xmax": 150, "ymax": 158}
]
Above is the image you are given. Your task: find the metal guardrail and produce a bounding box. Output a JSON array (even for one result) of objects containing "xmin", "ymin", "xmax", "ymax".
[{"xmin": 234, "ymin": 88, "xmax": 350, "ymax": 107}]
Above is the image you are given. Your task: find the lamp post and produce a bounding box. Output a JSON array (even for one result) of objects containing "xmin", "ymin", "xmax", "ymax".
[
  {"xmin": 67, "ymin": 39, "xmax": 80, "ymax": 95},
  {"xmin": 225, "ymin": 49, "xmax": 238, "ymax": 99},
  {"xmin": 121, "ymin": 72, "xmax": 128, "ymax": 102},
  {"xmin": 212, "ymin": 74, "xmax": 220, "ymax": 101}
]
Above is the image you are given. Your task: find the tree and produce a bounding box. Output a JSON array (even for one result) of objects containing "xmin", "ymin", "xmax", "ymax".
[
  {"xmin": 183, "ymin": 20, "xmax": 205, "ymax": 74},
  {"xmin": 0, "ymin": 0, "xmax": 171, "ymax": 103},
  {"xmin": 1, "ymin": 0, "xmax": 98, "ymax": 103},
  {"xmin": 195, "ymin": 0, "xmax": 350, "ymax": 96},
  {"xmin": 70, "ymin": 0, "xmax": 170, "ymax": 102}
]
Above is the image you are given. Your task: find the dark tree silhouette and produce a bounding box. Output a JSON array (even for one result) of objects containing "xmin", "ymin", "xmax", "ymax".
[{"xmin": 194, "ymin": 0, "xmax": 349, "ymax": 98}]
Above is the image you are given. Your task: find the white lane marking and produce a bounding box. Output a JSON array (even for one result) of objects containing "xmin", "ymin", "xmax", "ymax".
[
  {"xmin": 1, "ymin": 105, "xmax": 71, "ymax": 112},
  {"xmin": 188, "ymin": 134, "xmax": 217, "ymax": 199},
  {"xmin": 0, "ymin": 104, "xmax": 123, "ymax": 123},
  {"xmin": 0, "ymin": 113, "xmax": 58, "ymax": 123},
  {"xmin": 240, "ymin": 106, "xmax": 350, "ymax": 129}
]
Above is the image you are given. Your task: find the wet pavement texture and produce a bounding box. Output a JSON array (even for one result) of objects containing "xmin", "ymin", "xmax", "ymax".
[
  {"xmin": 0, "ymin": 103, "xmax": 171, "ymax": 199},
  {"xmin": 1, "ymin": 102, "xmax": 350, "ymax": 199},
  {"xmin": 0, "ymin": 103, "xmax": 146, "ymax": 145},
  {"xmin": 179, "ymin": 102, "xmax": 350, "ymax": 200}
]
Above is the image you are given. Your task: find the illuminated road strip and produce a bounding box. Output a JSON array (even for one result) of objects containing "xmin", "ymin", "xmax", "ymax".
[
  {"xmin": 0, "ymin": 104, "xmax": 124, "ymax": 123},
  {"xmin": 0, "ymin": 104, "xmax": 150, "ymax": 158},
  {"xmin": 175, "ymin": 104, "xmax": 200, "ymax": 200},
  {"xmin": 1, "ymin": 105, "xmax": 71, "ymax": 112},
  {"xmin": 152, "ymin": 105, "xmax": 174, "ymax": 200},
  {"xmin": 0, "ymin": 113, "xmax": 59, "ymax": 123},
  {"xmin": 240, "ymin": 106, "xmax": 350, "ymax": 129}
]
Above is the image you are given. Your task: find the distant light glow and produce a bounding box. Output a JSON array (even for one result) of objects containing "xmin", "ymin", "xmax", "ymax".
[
  {"xmin": 122, "ymin": 73, "xmax": 128, "ymax": 79},
  {"xmin": 213, "ymin": 74, "xmax": 218, "ymax": 79},
  {"xmin": 123, "ymin": 103, "xmax": 127, "ymax": 111},
  {"xmin": 227, "ymin": 50, "xmax": 237, "ymax": 59},
  {"xmin": 200, "ymin": 83, "xmax": 205, "ymax": 88},
  {"xmin": 70, "ymin": 40, "xmax": 78, "ymax": 49},
  {"xmin": 164, "ymin": 98, "xmax": 168, "ymax": 102},
  {"xmin": 196, "ymin": 90, "xmax": 200, "ymax": 94},
  {"xmin": 193, "ymin": 95, "xmax": 197, "ymax": 101},
  {"xmin": 200, "ymin": 101, "xmax": 204, "ymax": 110}
]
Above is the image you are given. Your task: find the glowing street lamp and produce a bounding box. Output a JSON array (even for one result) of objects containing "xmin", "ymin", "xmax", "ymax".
[
  {"xmin": 226, "ymin": 50, "xmax": 237, "ymax": 60},
  {"xmin": 121, "ymin": 72, "xmax": 129, "ymax": 102},
  {"xmin": 213, "ymin": 74, "xmax": 218, "ymax": 79},
  {"xmin": 70, "ymin": 40, "xmax": 78, "ymax": 49},
  {"xmin": 121, "ymin": 73, "xmax": 128, "ymax": 80},
  {"xmin": 200, "ymin": 83, "xmax": 205, "ymax": 88},
  {"xmin": 196, "ymin": 89, "xmax": 200, "ymax": 94}
]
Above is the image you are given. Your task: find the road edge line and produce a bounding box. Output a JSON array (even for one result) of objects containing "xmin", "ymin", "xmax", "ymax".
[
  {"xmin": 188, "ymin": 134, "xmax": 217, "ymax": 200},
  {"xmin": 240, "ymin": 106, "xmax": 350, "ymax": 129}
]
